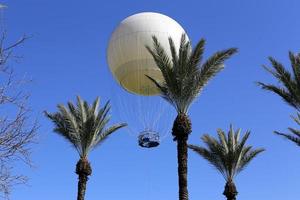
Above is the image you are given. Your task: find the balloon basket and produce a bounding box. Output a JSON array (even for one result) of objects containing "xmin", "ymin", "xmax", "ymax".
[{"xmin": 138, "ymin": 130, "xmax": 160, "ymax": 148}]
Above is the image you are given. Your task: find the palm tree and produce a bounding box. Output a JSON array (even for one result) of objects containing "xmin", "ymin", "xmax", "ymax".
[
  {"xmin": 257, "ymin": 52, "xmax": 300, "ymax": 146},
  {"xmin": 146, "ymin": 34, "xmax": 237, "ymax": 200},
  {"xmin": 188, "ymin": 125, "xmax": 264, "ymax": 200},
  {"xmin": 45, "ymin": 96, "xmax": 127, "ymax": 200}
]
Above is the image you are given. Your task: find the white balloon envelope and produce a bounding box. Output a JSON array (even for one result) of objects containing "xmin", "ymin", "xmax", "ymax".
[
  {"xmin": 107, "ymin": 12, "xmax": 188, "ymax": 148},
  {"xmin": 107, "ymin": 12, "xmax": 188, "ymax": 96}
]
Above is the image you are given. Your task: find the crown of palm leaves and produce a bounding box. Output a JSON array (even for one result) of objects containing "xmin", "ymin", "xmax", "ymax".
[
  {"xmin": 258, "ymin": 52, "xmax": 300, "ymax": 146},
  {"xmin": 188, "ymin": 125, "xmax": 264, "ymax": 181},
  {"xmin": 257, "ymin": 52, "xmax": 300, "ymax": 111},
  {"xmin": 45, "ymin": 96, "xmax": 127, "ymax": 158},
  {"xmin": 145, "ymin": 34, "xmax": 238, "ymax": 114}
]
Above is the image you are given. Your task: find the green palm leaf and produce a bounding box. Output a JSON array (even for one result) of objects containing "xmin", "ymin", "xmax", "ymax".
[
  {"xmin": 258, "ymin": 52, "xmax": 300, "ymax": 147},
  {"xmin": 45, "ymin": 96, "xmax": 127, "ymax": 158},
  {"xmin": 274, "ymin": 112, "xmax": 300, "ymax": 146},
  {"xmin": 258, "ymin": 52, "xmax": 300, "ymax": 111},
  {"xmin": 146, "ymin": 34, "xmax": 237, "ymax": 114},
  {"xmin": 188, "ymin": 125, "xmax": 264, "ymax": 181}
]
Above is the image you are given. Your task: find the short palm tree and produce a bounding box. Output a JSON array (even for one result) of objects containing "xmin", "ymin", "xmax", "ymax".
[
  {"xmin": 188, "ymin": 125, "xmax": 264, "ymax": 200},
  {"xmin": 45, "ymin": 96, "xmax": 126, "ymax": 200},
  {"xmin": 257, "ymin": 52, "xmax": 300, "ymax": 146},
  {"xmin": 146, "ymin": 34, "xmax": 237, "ymax": 200}
]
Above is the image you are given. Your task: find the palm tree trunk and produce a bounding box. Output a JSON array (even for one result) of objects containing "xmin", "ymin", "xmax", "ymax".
[
  {"xmin": 223, "ymin": 181, "xmax": 238, "ymax": 200},
  {"xmin": 172, "ymin": 113, "xmax": 191, "ymax": 200},
  {"xmin": 76, "ymin": 158, "xmax": 92, "ymax": 200},
  {"xmin": 177, "ymin": 138, "xmax": 189, "ymax": 200},
  {"xmin": 77, "ymin": 173, "xmax": 88, "ymax": 200}
]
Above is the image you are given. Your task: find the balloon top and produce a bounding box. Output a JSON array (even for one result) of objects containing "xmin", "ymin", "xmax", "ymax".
[{"xmin": 107, "ymin": 12, "xmax": 188, "ymax": 96}]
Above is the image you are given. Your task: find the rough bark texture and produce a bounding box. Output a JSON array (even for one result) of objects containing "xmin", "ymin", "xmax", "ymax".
[
  {"xmin": 172, "ymin": 113, "xmax": 191, "ymax": 200},
  {"xmin": 172, "ymin": 114, "xmax": 192, "ymax": 141},
  {"xmin": 177, "ymin": 138, "xmax": 188, "ymax": 200},
  {"xmin": 76, "ymin": 159, "xmax": 92, "ymax": 200},
  {"xmin": 223, "ymin": 181, "xmax": 238, "ymax": 200}
]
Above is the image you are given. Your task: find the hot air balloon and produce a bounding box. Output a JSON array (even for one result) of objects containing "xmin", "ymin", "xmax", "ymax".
[{"xmin": 107, "ymin": 12, "xmax": 189, "ymax": 148}]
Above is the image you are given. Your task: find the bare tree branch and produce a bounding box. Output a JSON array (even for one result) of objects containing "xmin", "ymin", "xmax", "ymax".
[{"xmin": 0, "ymin": 31, "xmax": 37, "ymax": 199}]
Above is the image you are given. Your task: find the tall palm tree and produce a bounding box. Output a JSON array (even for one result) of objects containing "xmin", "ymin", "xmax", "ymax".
[
  {"xmin": 188, "ymin": 125, "xmax": 264, "ymax": 200},
  {"xmin": 257, "ymin": 52, "xmax": 300, "ymax": 146},
  {"xmin": 146, "ymin": 34, "xmax": 237, "ymax": 200},
  {"xmin": 45, "ymin": 96, "xmax": 126, "ymax": 200}
]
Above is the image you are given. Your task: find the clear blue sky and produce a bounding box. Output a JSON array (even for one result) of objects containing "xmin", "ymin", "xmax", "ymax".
[{"xmin": 4, "ymin": 0, "xmax": 300, "ymax": 199}]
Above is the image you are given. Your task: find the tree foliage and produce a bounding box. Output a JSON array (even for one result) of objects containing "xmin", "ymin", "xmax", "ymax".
[
  {"xmin": 146, "ymin": 34, "xmax": 238, "ymax": 114},
  {"xmin": 188, "ymin": 125, "xmax": 264, "ymax": 181},
  {"xmin": 45, "ymin": 96, "xmax": 127, "ymax": 158},
  {"xmin": 274, "ymin": 113, "xmax": 300, "ymax": 146},
  {"xmin": 258, "ymin": 52, "xmax": 300, "ymax": 146}
]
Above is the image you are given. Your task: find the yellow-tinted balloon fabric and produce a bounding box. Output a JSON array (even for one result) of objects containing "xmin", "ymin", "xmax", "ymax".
[{"xmin": 107, "ymin": 12, "xmax": 188, "ymax": 96}]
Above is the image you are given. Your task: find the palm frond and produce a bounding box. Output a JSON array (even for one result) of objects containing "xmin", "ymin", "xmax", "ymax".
[
  {"xmin": 168, "ymin": 37, "xmax": 179, "ymax": 68},
  {"xmin": 257, "ymin": 82, "xmax": 298, "ymax": 109},
  {"xmin": 237, "ymin": 148, "xmax": 265, "ymax": 173},
  {"xmin": 188, "ymin": 125, "xmax": 264, "ymax": 181},
  {"xmin": 289, "ymin": 52, "xmax": 300, "ymax": 88},
  {"xmin": 145, "ymin": 75, "xmax": 172, "ymax": 104},
  {"xmin": 258, "ymin": 52, "xmax": 300, "ymax": 111},
  {"xmin": 237, "ymin": 130, "xmax": 250, "ymax": 151},
  {"xmin": 77, "ymin": 96, "xmax": 87, "ymax": 123},
  {"xmin": 145, "ymin": 36, "xmax": 180, "ymax": 105},
  {"xmin": 217, "ymin": 129, "xmax": 228, "ymax": 153},
  {"xmin": 268, "ymin": 57, "xmax": 299, "ymax": 100},
  {"xmin": 274, "ymin": 131, "xmax": 300, "ymax": 146},
  {"xmin": 196, "ymin": 48, "xmax": 238, "ymax": 92},
  {"xmin": 91, "ymin": 97, "xmax": 100, "ymax": 116},
  {"xmin": 287, "ymin": 127, "xmax": 300, "ymax": 138},
  {"xmin": 145, "ymin": 36, "xmax": 173, "ymax": 82},
  {"xmin": 177, "ymin": 34, "xmax": 191, "ymax": 76},
  {"xmin": 291, "ymin": 112, "xmax": 300, "ymax": 125},
  {"xmin": 45, "ymin": 96, "xmax": 127, "ymax": 158},
  {"xmin": 188, "ymin": 144, "xmax": 227, "ymax": 179},
  {"xmin": 44, "ymin": 111, "xmax": 81, "ymax": 153},
  {"xmin": 273, "ymin": 112, "xmax": 300, "ymax": 146},
  {"xmin": 146, "ymin": 35, "xmax": 237, "ymax": 114},
  {"xmin": 57, "ymin": 104, "xmax": 79, "ymax": 134},
  {"xmin": 93, "ymin": 123, "xmax": 127, "ymax": 148},
  {"xmin": 187, "ymin": 39, "xmax": 205, "ymax": 72}
]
